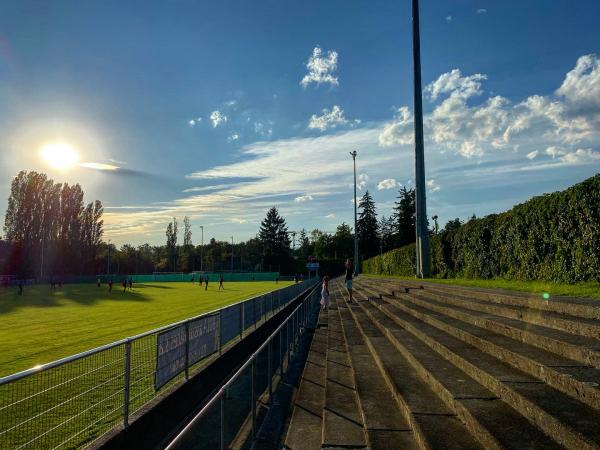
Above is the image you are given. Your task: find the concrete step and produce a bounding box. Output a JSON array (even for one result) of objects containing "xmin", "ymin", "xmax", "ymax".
[
  {"xmin": 371, "ymin": 295, "xmax": 600, "ymax": 449},
  {"xmin": 284, "ymin": 312, "xmax": 327, "ymax": 450},
  {"xmin": 361, "ymin": 278, "xmax": 600, "ymax": 320},
  {"xmin": 354, "ymin": 301, "xmax": 563, "ymax": 449},
  {"xmin": 358, "ymin": 278, "xmax": 600, "ymax": 339},
  {"xmin": 357, "ymin": 280, "xmax": 600, "ymax": 369},
  {"xmin": 390, "ymin": 291, "xmax": 600, "ymax": 409},
  {"xmin": 331, "ymin": 285, "xmax": 486, "ymax": 450},
  {"xmin": 331, "ymin": 291, "xmax": 419, "ymax": 449},
  {"xmin": 322, "ymin": 306, "xmax": 367, "ymax": 448}
]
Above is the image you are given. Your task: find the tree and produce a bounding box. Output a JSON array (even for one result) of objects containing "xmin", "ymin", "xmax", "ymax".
[
  {"xmin": 258, "ymin": 207, "xmax": 291, "ymax": 270},
  {"xmin": 333, "ymin": 223, "xmax": 353, "ymax": 260},
  {"xmin": 357, "ymin": 190, "xmax": 379, "ymax": 258},
  {"xmin": 3, "ymin": 171, "xmax": 103, "ymax": 277},
  {"xmin": 297, "ymin": 228, "xmax": 311, "ymax": 260},
  {"xmin": 444, "ymin": 218, "xmax": 462, "ymax": 233},
  {"xmin": 379, "ymin": 215, "xmax": 395, "ymax": 252},
  {"xmin": 393, "ymin": 186, "xmax": 415, "ymax": 247},
  {"xmin": 165, "ymin": 217, "xmax": 178, "ymax": 271}
]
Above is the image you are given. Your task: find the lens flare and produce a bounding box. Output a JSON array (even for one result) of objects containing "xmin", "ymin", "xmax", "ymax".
[{"xmin": 542, "ymin": 292, "xmax": 550, "ymax": 300}]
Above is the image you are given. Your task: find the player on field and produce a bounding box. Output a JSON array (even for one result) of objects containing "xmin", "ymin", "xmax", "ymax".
[
  {"xmin": 219, "ymin": 273, "xmax": 224, "ymax": 290},
  {"xmin": 108, "ymin": 280, "xmax": 113, "ymax": 293},
  {"xmin": 205, "ymin": 275, "xmax": 209, "ymax": 291}
]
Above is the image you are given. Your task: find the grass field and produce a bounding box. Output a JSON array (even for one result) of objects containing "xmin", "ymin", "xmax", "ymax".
[
  {"xmin": 0, "ymin": 281, "xmax": 291, "ymax": 378},
  {"xmin": 363, "ymin": 274, "xmax": 600, "ymax": 299}
]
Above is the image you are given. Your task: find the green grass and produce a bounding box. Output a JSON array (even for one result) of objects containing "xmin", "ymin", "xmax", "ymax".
[
  {"xmin": 362, "ymin": 274, "xmax": 600, "ymax": 300},
  {"xmin": 0, "ymin": 281, "xmax": 293, "ymax": 450},
  {"xmin": 0, "ymin": 281, "xmax": 290, "ymax": 377}
]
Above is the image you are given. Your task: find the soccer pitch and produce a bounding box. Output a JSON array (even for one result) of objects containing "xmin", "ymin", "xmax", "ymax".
[{"xmin": 0, "ymin": 280, "xmax": 291, "ymax": 378}]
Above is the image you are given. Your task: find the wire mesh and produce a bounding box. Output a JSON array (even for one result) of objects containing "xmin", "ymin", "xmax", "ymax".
[{"xmin": 0, "ymin": 280, "xmax": 317, "ymax": 450}]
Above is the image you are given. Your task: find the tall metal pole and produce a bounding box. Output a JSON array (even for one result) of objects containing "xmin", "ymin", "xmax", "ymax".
[
  {"xmin": 349, "ymin": 151, "xmax": 359, "ymax": 275},
  {"xmin": 231, "ymin": 236, "xmax": 234, "ymax": 272},
  {"xmin": 200, "ymin": 226, "xmax": 204, "ymax": 272},
  {"xmin": 412, "ymin": 0, "xmax": 430, "ymax": 278}
]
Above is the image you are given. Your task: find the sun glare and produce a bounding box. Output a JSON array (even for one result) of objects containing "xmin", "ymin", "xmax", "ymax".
[{"xmin": 41, "ymin": 142, "xmax": 79, "ymax": 170}]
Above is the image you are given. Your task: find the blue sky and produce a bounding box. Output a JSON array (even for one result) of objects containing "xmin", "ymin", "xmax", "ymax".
[{"xmin": 1, "ymin": 0, "xmax": 599, "ymax": 245}]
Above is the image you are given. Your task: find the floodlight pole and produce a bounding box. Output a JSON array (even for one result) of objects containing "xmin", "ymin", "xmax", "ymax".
[
  {"xmin": 412, "ymin": 0, "xmax": 431, "ymax": 277},
  {"xmin": 349, "ymin": 150, "xmax": 359, "ymax": 275},
  {"xmin": 199, "ymin": 226, "xmax": 204, "ymax": 272},
  {"xmin": 40, "ymin": 234, "xmax": 45, "ymax": 280}
]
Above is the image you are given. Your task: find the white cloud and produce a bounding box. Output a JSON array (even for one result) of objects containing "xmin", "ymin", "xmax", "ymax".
[
  {"xmin": 295, "ymin": 195, "xmax": 314, "ymax": 203},
  {"xmin": 358, "ymin": 173, "xmax": 369, "ymax": 190},
  {"xmin": 188, "ymin": 117, "xmax": 202, "ymax": 127},
  {"xmin": 79, "ymin": 162, "xmax": 119, "ymax": 171},
  {"xmin": 445, "ymin": 15, "xmax": 452, "ymax": 23},
  {"xmin": 477, "ymin": 8, "xmax": 487, "ymax": 14},
  {"xmin": 309, "ymin": 105, "xmax": 350, "ymax": 131},
  {"xmin": 210, "ymin": 110, "xmax": 228, "ymax": 128},
  {"xmin": 555, "ymin": 54, "xmax": 600, "ymax": 118},
  {"xmin": 425, "ymin": 69, "xmax": 487, "ymax": 101},
  {"xmin": 380, "ymin": 55, "xmax": 600, "ymax": 159},
  {"xmin": 325, "ymin": 213, "xmax": 336, "ymax": 219},
  {"xmin": 526, "ymin": 150, "xmax": 539, "ymax": 160},
  {"xmin": 379, "ymin": 106, "xmax": 414, "ymax": 147},
  {"xmin": 227, "ymin": 133, "xmax": 240, "ymax": 143},
  {"xmin": 300, "ymin": 46, "xmax": 339, "ymax": 88},
  {"xmin": 426, "ymin": 179, "xmax": 441, "ymax": 193},
  {"xmin": 377, "ymin": 178, "xmax": 399, "ymax": 190}
]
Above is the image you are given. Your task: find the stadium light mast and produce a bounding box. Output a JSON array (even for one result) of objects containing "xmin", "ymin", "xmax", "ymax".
[
  {"xmin": 349, "ymin": 150, "xmax": 359, "ymax": 275},
  {"xmin": 412, "ymin": 0, "xmax": 431, "ymax": 277},
  {"xmin": 199, "ymin": 226, "xmax": 204, "ymax": 272}
]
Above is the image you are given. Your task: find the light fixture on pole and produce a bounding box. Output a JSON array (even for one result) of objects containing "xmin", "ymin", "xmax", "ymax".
[
  {"xmin": 199, "ymin": 225, "xmax": 204, "ymax": 272},
  {"xmin": 412, "ymin": 0, "xmax": 431, "ymax": 277},
  {"xmin": 349, "ymin": 150, "xmax": 359, "ymax": 275}
]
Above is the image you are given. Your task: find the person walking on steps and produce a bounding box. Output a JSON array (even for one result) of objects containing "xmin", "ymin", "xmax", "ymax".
[
  {"xmin": 320, "ymin": 275, "xmax": 330, "ymax": 310},
  {"xmin": 345, "ymin": 259, "xmax": 354, "ymax": 304}
]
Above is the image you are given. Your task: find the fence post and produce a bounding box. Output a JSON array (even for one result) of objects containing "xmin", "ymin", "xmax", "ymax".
[
  {"xmin": 240, "ymin": 303, "xmax": 245, "ymax": 339},
  {"xmin": 268, "ymin": 340, "xmax": 272, "ymax": 403},
  {"xmin": 218, "ymin": 311, "xmax": 223, "ymax": 356},
  {"xmin": 254, "ymin": 298, "xmax": 258, "ymax": 330},
  {"xmin": 220, "ymin": 390, "xmax": 226, "ymax": 450},
  {"xmin": 123, "ymin": 339, "xmax": 131, "ymax": 429},
  {"xmin": 279, "ymin": 328, "xmax": 283, "ymax": 378},
  {"xmin": 185, "ymin": 321, "xmax": 190, "ymax": 380},
  {"xmin": 251, "ymin": 357, "xmax": 256, "ymax": 439}
]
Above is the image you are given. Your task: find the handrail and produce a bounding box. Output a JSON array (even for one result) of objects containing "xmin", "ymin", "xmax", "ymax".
[
  {"xmin": 164, "ymin": 282, "xmax": 320, "ymax": 450},
  {"xmin": 0, "ymin": 281, "xmax": 315, "ymax": 386}
]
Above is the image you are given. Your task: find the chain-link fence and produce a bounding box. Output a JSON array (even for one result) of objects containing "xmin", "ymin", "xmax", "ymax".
[
  {"xmin": 164, "ymin": 283, "xmax": 321, "ymax": 450},
  {"xmin": 0, "ymin": 280, "xmax": 317, "ymax": 450}
]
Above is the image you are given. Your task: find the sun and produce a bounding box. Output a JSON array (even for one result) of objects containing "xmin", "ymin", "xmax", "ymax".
[{"xmin": 40, "ymin": 142, "xmax": 79, "ymax": 170}]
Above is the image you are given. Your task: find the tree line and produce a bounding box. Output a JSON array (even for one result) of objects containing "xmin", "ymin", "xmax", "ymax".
[{"xmin": 1, "ymin": 170, "xmax": 440, "ymax": 278}]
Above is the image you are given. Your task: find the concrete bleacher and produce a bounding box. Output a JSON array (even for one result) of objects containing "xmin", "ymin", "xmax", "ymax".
[{"xmin": 283, "ymin": 276, "xmax": 600, "ymax": 449}]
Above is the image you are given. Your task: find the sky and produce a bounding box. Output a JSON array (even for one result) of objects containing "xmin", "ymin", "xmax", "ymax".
[{"xmin": 0, "ymin": 0, "xmax": 599, "ymax": 246}]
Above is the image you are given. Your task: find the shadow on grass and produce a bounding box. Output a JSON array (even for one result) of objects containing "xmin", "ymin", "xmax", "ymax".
[{"xmin": 0, "ymin": 285, "xmax": 152, "ymax": 314}]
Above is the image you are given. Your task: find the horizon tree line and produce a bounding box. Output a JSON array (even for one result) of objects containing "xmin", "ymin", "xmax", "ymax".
[{"xmin": 0, "ymin": 170, "xmax": 467, "ymax": 277}]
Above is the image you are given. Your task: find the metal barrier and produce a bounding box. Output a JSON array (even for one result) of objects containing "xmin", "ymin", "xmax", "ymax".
[
  {"xmin": 0, "ymin": 280, "xmax": 317, "ymax": 450},
  {"xmin": 164, "ymin": 283, "xmax": 321, "ymax": 450}
]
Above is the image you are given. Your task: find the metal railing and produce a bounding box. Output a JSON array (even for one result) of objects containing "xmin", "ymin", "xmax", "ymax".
[
  {"xmin": 0, "ymin": 280, "xmax": 317, "ymax": 450},
  {"xmin": 164, "ymin": 283, "xmax": 321, "ymax": 450}
]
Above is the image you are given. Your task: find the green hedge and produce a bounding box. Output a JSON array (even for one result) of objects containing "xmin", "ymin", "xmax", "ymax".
[{"xmin": 364, "ymin": 173, "xmax": 600, "ymax": 283}]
